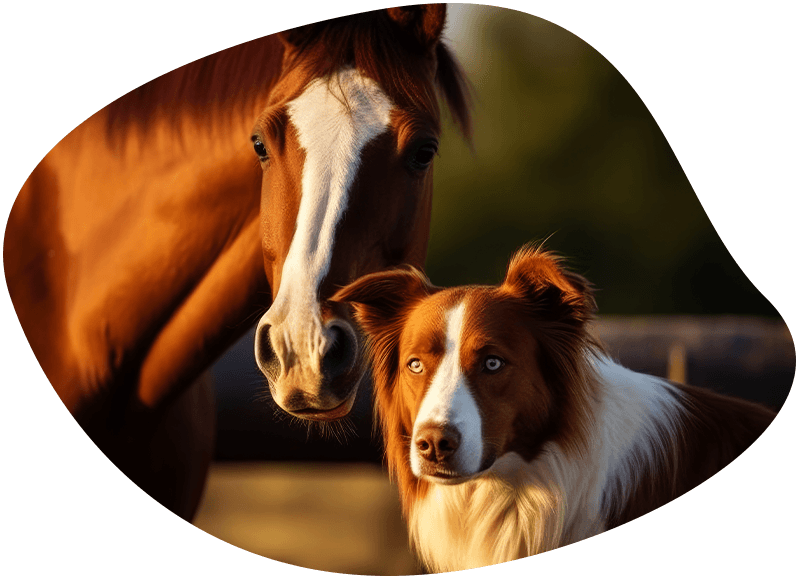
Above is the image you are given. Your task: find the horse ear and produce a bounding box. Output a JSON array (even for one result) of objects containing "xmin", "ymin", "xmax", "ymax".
[
  {"xmin": 387, "ymin": 4, "xmax": 447, "ymax": 51},
  {"xmin": 332, "ymin": 267, "xmax": 435, "ymax": 339},
  {"xmin": 502, "ymin": 246, "xmax": 597, "ymax": 328}
]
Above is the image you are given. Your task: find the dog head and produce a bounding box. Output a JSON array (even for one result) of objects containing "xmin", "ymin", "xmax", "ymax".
[{"xmin": 333, "ymin": 246, "xmax": 597, "ymax": 483}]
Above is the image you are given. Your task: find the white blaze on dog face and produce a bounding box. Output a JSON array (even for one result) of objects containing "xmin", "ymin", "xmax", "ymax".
[{"xmin": 410, "ymin": 300, "xmax": 484, "ymax": 479}]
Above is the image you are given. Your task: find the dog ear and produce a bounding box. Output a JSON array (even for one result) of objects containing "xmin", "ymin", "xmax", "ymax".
[
  {"xmin": 502, "ymin": 246, "xmax": 597, "ymax": 329},
  {"xmin": 331, "ymin": 267, "xmax": 436, "ymax": 339},
  {"xmin": 387, "ymin": 4, "xmax": 447, "ymax": 52}
]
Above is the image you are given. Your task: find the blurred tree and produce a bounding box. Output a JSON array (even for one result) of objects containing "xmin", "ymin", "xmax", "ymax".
[{"xmin": 429, "ymin": 6, "xmax": 777, "ymax": 316}]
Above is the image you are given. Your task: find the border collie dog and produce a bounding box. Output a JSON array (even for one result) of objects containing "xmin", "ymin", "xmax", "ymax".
[{"xmin": 333, "ymin": 246, "xmax": 776, "ymax": 572}]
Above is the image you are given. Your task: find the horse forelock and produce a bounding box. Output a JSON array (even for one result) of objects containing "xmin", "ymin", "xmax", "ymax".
[{"xmin": 281, "ymin": 9, "xmax": 472, "ymax": 140}]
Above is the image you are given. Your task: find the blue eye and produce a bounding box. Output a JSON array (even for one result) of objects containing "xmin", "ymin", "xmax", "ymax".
[{"xmin": 483, "ymin": 356, "xmax": 505, "ymax": 373}]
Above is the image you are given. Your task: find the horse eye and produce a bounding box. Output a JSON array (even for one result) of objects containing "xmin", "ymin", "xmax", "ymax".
[
  {"xmin": 408, "ymin": 358, "xmax": 424, "ymax": 374},
  {"xmin": 483, "ymin": 356, "xmax": 505, "ymax": 374},
  {"xmin": 409, "ymin": 142, "xmax": 438, "ymax": 171},
  {"xmin": 252, "ymin": 137, "xmax": 269, "ymax": 160}
]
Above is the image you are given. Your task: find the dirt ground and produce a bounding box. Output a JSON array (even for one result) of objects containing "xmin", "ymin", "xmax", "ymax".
[{"xmin": 193, "ymin": 462, "xmax": 422, "ymax": 575}]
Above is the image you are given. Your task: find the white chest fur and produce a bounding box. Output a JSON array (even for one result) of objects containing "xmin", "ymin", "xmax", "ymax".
[{"xmin": 407, "ymin": 358, "xmax": 685, "ymax": 572}]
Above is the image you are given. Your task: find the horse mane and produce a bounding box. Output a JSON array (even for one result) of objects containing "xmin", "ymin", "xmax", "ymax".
[
  {"xmin": 105, "ymin": 9, "xmax": 472, "ymax": 140},
  {"xmin": 105, "ymin": 34, "xmax": 285, "ymax": 138}
]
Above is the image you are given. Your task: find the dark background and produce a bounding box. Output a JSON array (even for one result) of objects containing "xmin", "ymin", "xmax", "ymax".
[{"xmin": 427, "ymin": 6, "xmax": 777, "ymax": 317}]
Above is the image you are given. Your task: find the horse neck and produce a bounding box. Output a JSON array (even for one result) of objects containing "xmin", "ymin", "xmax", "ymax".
[
  {"xmin": 97, "ymin": 35, "xmax": 284, "ymax": 158},
  {"xmin": 55, "ymin": 34, "xmax": 289, "ymax": 254},
  {"xmin": 9, "ymin": 39, "xmax": 288, "ymax": 414}
]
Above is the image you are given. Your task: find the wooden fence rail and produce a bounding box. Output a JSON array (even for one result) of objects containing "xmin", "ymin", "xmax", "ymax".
[{"xmin": 210, "ymin": 316, "xmax": 794, "ymax": 462}]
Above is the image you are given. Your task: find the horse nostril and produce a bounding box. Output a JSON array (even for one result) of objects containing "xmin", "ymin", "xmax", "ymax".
[
  {"xmin": 254, "ymin": 322, "xmax": 279, "ymax": 376},
  {"xmin": 321, "ymin": 323, "xmax": 356, "ymax": 382}
]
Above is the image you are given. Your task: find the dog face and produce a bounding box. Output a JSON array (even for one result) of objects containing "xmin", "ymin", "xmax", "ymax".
[
  {"xmin": 333, "ymin": 247, "xmax": 596, "ymax": 483},
  {"xmin": 401, "ymin": 287, "xmax": 562, "ymax": 482}
]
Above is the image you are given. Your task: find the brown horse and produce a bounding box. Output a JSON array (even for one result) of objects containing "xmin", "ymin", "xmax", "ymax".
[{"xmin": 3, "ymin": 5, "xmax": 470, "ymax": 521}]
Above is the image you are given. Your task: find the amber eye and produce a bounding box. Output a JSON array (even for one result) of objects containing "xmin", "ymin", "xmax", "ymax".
[
  {"xmin": 251, "ymin": 136, "xmax": 268, "ymax": 160},
  {"xmin": 483, "ymin": 356, "xmax": 505, "ymax": 374},
  {"xmin": 408, "ymin": 358, "xmax": 424, "ymax": 374}
]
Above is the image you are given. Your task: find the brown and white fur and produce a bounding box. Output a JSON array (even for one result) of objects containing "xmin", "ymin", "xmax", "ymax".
[{"xmin": 333, "ymin": 246, "xmax": 776, "ymax": 572}]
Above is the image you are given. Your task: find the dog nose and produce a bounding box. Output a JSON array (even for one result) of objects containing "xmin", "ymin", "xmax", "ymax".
[{"xmin": 415, "ymin": 424, "xmax": 461, "ymax": 463}]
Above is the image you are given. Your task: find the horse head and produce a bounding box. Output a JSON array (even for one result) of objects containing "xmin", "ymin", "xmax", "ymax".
[{"xmin": 253, "ymin": 5, "xmax": 470, "ymax": 420}]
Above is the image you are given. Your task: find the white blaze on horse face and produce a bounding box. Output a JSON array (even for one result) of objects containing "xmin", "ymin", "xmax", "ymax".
[
  {"xmin": 257, "ymin": 68, "xmax": 393, "ymax": 382},
  {"xmin": 411, "ymin": 300, "xmax": 484, "ymax": 479}
]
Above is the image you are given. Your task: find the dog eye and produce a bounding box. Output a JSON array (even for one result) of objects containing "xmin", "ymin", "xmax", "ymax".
[
  {"xmin": 408, "ymin": 358, "xmax": 424, "ymax": 374},
  {"xmin": 483, "ymin": 356, "xmax": 505, "ymax": 374}
]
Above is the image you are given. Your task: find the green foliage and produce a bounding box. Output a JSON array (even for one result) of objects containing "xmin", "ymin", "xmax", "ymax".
[{"xmin": 427, "ymin": 7, "xmax": 775, "ymax": 315}]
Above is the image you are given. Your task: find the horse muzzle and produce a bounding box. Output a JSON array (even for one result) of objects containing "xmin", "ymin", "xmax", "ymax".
[{"xmin": 254, "ymin": 316, "xmax": 362, "ymax": 421}]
